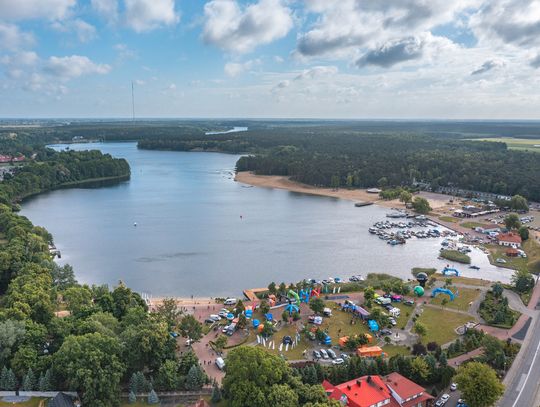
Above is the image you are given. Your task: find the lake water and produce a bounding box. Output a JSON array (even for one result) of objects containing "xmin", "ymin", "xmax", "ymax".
[{"xmin": 20, "ymin": 142, "xmax": 512, "ymax": 296}]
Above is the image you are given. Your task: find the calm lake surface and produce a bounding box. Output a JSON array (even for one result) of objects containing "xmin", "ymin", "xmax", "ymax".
[{"xmin": 20, "ymin": 142, "xmax": 512, "ymax": 296}]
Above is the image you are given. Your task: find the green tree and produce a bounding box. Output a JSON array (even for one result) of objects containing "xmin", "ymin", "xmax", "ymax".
[
  {"xmin": 185, "ymin": 364, "xmax": 205, "ymax": 390},
  {"xmin": 268, "ymin": 282, "xmax": 277, "ymax": 295},
  {"xmin": 147, "ymin": 389, "xmax": 159, "ymax": 405},
  {"xmin": 155, "ymin": 360, "xmax": 181, "ymax": 391},
  {"xmin": 22, "ymin": 368, "xmax": 36, "ymax": 391},
  {"xmin": 64, "ymin": 286, "xmax": 93, "ymax": 314},
  {"xmin": 128, "ymin": 391, "xmax": 136, "ymax": 404},
  {"xmin": 410, "ymin": 357, "xmax": 429, "ymax": 383},
  {"xmin": 259, "ymin": 300, "xmax": 270, "ymax": 315},
  {"xmin": 512, "ymin": 269, "xmax": 534, "ymax": 293},
  {"xmin": 154, "ymin": 297, "xmax": 183, "ymax": 329},
  {"xmin": 399, "ymin": 190, "xmax": 413, "ymax": 204},
  {"xmin": 38, "ymin": 369, "xmax": 52, "ymax": 391},
  {"xmin": 412, "ymin": 197, "xmax": 431, "ymax": 214},
  {"xmin": 178, "ymin": 351, "xmax": 199, "ymax": 376},
  {"xmin": 214, "ymin": 335, "xmax": 228, "ymax": 352},
  {"xmin": 364, "ymin": 286, "xmax": 375, "ymax": 306},
  {"xmin": 309, "ymin": 297, "xmax": 325, "ymax": 315},
  {"xmin": 509, "ymin": 195, "xmax": 528, "ymax": 212},
  {"xmin": 267, "ymin": 383, "xmax": 299, "ymax": 407},
  {"xmin": 0, "ymin": 319, "xmax": 26, "ymax": 366},
  {"xmin": 178, "ymin": 314, "xmax": 203, "ymax": 341},
  {"xmin": 53, "ymin": 333, "xmax": 125, "ymax": 407},
  {"xmin": 455, "ymin": 362, "xmax": 504, "ymax": 407},
  {"xmin": 237, "ymin": 313, "xmax": 247, "ymax": 329},
  {"xmin": 129, "ymin": 371, "xmax": 147, "ymax": 394},
  {"xmin": 51, "ymin": 263, "xmax": 77, "ymax": 290},
  {"xmin": 330, "ymin": 175, "xmax": 340, "ymax": 190},
  {"xmin": 222, "ymin": 347, "xmax": 293, "ymax": 407},
  {"xmin": 504, "ymin": 213, "xmax": 521, "ymax": 230},
  {"xmin": 518, "ymin": 226, "xmax": 529, "ymax": 241},
  {"xmin": 211, "ymin": 382, "xmax": 223, "ymax": 403},
  {"xmin": 414, "ymin": 322, "xmax": 427, "ymax": 338}
]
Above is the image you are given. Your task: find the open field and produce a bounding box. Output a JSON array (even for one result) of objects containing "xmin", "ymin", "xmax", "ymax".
[
  {"xmin": 460, "ymin": 221, "xmax": 489, "ymax": 229},
  {"xmin": 435, "ymin": 275, "xmax": 492, "ymax": 287},
  {"xmin": 416, "ymin": 307, "xmax": 472, "ymax": 345},
  {"xmin": 486, "ymin": 239, "xmax": 540, "ymax": 274},
  {"xmin": 430, "ymin": 287, "xmax": 481, "ymax": 311},
  {"xmin": 472, "ymin": 137, "xmax": 540, "ymax": 153},
  {"xmin": 439, "ymin": 216, "xmax": 459, "ymax": 223},
  {"xmin": 383, "ymin": 344, "xmax": 411, "ymax": 358}
]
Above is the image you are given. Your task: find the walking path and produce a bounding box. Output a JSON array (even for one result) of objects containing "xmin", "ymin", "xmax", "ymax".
[{"xmin": 447, "ymin": 348, "xmax": 484, "ymax": 367}]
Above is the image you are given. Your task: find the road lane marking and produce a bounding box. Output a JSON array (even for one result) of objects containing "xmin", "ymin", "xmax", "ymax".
[{"xmin": 511, "ymin": 320, "xmax": 540, "ymax": 407}]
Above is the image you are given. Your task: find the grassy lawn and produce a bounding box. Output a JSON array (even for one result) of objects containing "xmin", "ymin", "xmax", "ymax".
[
  {"xmin": 0, "ymin": 399, "xmax": 46, "ymax": 407},
  {"xmin": 486, "ymin": 244, "xmax": 528, "ymax": 271},
  {"xmin": 439, "ymin": 216, "xmax": 459, "ymax": 223},
  {"xmin": 438, "ymin": 275, "xmax": 491, "ymax": 287},
  {"xmin": 460, "ymin": 221, "xmax": 489, "ymax": 229},
  {"xmin": 416, "ymin": 307, "xmax": 472, "ymax": 345},
  {"xmin": 440, "ymin": 249, "xmax": 471, "ymax": 264},
  {"xmin": 383, "ymin": 344, "xmax": 411, "ymax": 358},
  {"xmin": 430, "ymin": 287, "xmax": 481, "ymax": 312},
  {"xmin": 524, "ymin": 238, "xmax": 540, "ymax": 274}
]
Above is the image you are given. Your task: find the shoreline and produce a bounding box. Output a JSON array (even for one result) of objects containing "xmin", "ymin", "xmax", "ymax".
[{"xmin": 235, "ymin": 171, "xmax": 455, "ymax": 214}]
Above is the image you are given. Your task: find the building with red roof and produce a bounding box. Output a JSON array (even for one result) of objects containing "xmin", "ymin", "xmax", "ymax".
[
  {"xmin": 497, "ymin": 232, "xmax": 522, "ymax": 248},
  {"xmin": 324, "ymin": 373, "xmax": 433, "ymax": 407}
]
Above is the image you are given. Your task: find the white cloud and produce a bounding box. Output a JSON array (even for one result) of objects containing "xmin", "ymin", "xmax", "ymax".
[
  {"xmin": 224, "ymin": 59, "xmax": 260, "ymax": 77},
  {"xmin": 0, "ymin": 0, "xmax": 75, "ymax": 20},
  {"xmin": 51, "ymin": 19, "xmax": 97, "ymax": 43},
  {"xmin": 296, "ymin": 0, "xmax": 478, "ymax": 60},
  {"xmin": 0, "ymin": 23, "xmax": 34, "ymax": 50},
  {"xmin": 203, "ymin": 0, "xmax": 293, "ymax": 53},
  {"xmin": 44, "ymin": 55, "xmax": 111, "ymax": 80},
  {"xmin": 470, "ymin": 0, "xmax": 540, "ymax": 48},
  {"xmin": 91, "ymin": 0, "xmax": 119, "ymax": 23},
  {"xmin": 125, "ymin": 0, "xmax": 179, "ymax": 32},
  {"xmin": 114, "ymin": 43, "xmax": 137, "ymax": 61},
  {"xmin": 294, "ymin": 65, "xmax": 338, "ymax": 80}
]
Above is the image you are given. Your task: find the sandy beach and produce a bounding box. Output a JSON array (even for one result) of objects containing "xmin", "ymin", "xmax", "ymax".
[{"xmin": 235, "ymin": 171, "xmax": 451, "ymax": 211}]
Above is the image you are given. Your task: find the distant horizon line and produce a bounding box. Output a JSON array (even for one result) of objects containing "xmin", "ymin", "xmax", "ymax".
[{"xmin": 1, "ymin": 117, "xmax": 540, "ymax": 123}]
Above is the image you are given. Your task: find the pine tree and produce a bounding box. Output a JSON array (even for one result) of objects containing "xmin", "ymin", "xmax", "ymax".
[
  {"xmin": 129, "ymin": 371, "xmax": 147, "ymax": 394},
  {"xmin": 38, "ymin": 369, "xmax": 52, "ymax": 391},
  {"xmin": 0, "ymin": 366, "xmax": 9, "ymax": 390},
  {"xmin": 147, "ymin": 389, "xmax": 159, "ymax": 405},
  {"xmin": 185, "ymin": 365, "xmax": 204, "ymax": 390},
  {"xmin": 439, "ymin": 351, "xmax": 448, "ymax": 367},
  {"xmin": 22, "ymin": 369, "xmax": 36, "ymax": 391},
  {"xmin": 5, "ymin": 369, "xmax": 17, "ymax": 391},
  {"xmin": 128, "ymin": 391, "xmax": 137, "ymax": 404},
  {"xmin": 211, "ymin": 382, "xmax": 222, "ymax": 403}
]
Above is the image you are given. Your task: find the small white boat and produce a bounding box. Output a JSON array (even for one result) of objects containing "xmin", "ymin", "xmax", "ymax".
[{"xmin": 133, "ymin": 222, "xmax": 137, "ymax": 227}]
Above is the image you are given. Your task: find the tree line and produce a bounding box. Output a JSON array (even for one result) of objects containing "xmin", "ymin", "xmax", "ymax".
[{"xmin": 135, "ymin": 128, "xmax": 540, "ymax": 201}]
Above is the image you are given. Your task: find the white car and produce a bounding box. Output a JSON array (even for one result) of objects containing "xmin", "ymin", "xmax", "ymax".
[
  {"xmin": 218, "ymin": 311, "xmax": 229, "ymax": 318},
  {"xmin": 450, "ymin": 383, "xmax": 457, "ymax": 391},
  {"xmin": 320, "ymin": 349, "xmax": 329, "ymax": 359},
  {"xmin": 435, "ymin": 394, "xmax": 450, "ymax": 406},
  {"xmin": 332, "ymin": 358, "xmax": 344, "ymax": 365}
]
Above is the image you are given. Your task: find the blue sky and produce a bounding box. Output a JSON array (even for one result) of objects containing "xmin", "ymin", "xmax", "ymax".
[{"xmin": 1, "ymin": 0, "xmax": 540, "ymax": 119}]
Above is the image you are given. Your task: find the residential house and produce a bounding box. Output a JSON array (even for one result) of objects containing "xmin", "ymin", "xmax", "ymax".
[
  {"xmin": 324, "ymin": 373, "xmax": 433, "ymax": 407},
  {"xmin": 497, "ymin": 232, "xmax": 522, "ymax": 248}
]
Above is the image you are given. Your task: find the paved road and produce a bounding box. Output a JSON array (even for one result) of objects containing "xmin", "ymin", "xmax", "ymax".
[{"xmin": 497, "ymin": 279, "xmax": 540, "ymax": 407}]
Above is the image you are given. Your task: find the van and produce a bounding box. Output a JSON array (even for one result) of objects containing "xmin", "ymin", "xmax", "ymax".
[
  {"xmin": 323, "ymin": 307, "xmax": 332, "ymax": 317},
  {"xmin": 376, "ymin": 297, "xmax": 391, "ymax": 305},
  {"xmin": 215, "ymin": 357, "xmax": 225, "ymax": 370},
  {"xmin": 389, "ymin": 308, "xmax": 400, "ymax": 317},
  {"xmin": 224, "ymin": 298, "xmax": 237, "ymax": 306}
]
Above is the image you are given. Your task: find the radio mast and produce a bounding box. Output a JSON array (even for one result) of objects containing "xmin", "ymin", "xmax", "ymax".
[{"xmin": 131, "ymin": 81, "xmax": 135, "ymax": 121}]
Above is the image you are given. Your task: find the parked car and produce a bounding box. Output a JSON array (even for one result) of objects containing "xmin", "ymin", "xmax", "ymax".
[
  {"xmin": 312, "ymin": 350, "xmax": 321, "ymax": 359},
  {"xmin": 340, "ymin": 353, "xmax": 350, "ymax": 360},
  {"xmin": 283, "ymin": 336, "xmax": 293, "ymax": 345},
  {"xmin": 327, "ymin": 349, "xmax": 337, "ymax": 359},
  {"xmin": 204, "ymin": 318, "xmax": 215, "ymax": 324},
  {"xmin": 380, "ymin": 328, "xmax": 392, "ymax": 336},
  {"xmin": 218, "ymin": 311, "xmax": 228, "ymax": 318},
  {"xmin": 209, "ymin": 314, "xmax": 221, "ymax": 322},
  {"xmin": 320, "ymin": 349, "xmax": 329, "ymax": 359},
  {"xmin": 404, "ymin": 299, "xmax": 415, "ymax": 306},
  {"xmin": 388, "ymin": 317, "xmax": 397, "ymax": 326},
  {"xmin": 215, "ymin": 357, "xmax": 225, "ymax": 370},
  {"xmin": 332, "ymin": 358, "xmax": 345, "ymax": 365},
  {"xmin": 224, "ymin": 298, "xmax": 237, "ymax": 306},
  {"xmin": 435, "ymin": 393, "xmax": 450, "ymax": 406},
  {"xmin": 450, "ymin": 383, "xmax": 457, "ymax": 391},
  {"xmin": 383, "ymin": 304, "xmax": 394, "ymax": 311}
]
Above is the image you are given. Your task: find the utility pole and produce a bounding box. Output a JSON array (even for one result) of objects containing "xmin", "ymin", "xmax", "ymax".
[{"xmin": 131, "ymin": 80, "xmax": 135, "ymax": 122}]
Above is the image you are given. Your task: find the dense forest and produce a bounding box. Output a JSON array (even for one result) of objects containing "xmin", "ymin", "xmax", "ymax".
[
  {"xmin": 136, "ymin": 128, "xmax": 540, "ymax": 201},
  {"xmin": 0, "ymin": 149, "xmax": 130, "ymax": 204}
]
